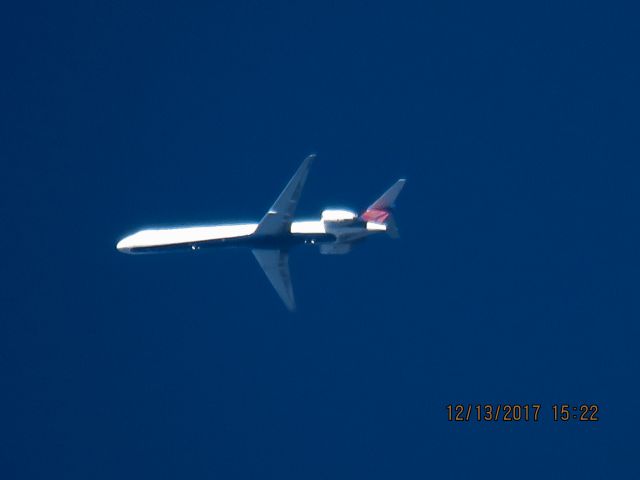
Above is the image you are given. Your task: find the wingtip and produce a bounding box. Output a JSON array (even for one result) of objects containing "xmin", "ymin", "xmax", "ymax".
[
  {"xmin": 283, "ymin": 297, "xmax": 297, "ymax": 312},
  {"xmin": 296, "ymin": 153, "xmax": 315, "ymax": 170}
]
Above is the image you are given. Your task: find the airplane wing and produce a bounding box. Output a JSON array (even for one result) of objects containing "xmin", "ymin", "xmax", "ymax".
[
  {"xmin": 252, "ymin": 248, "xmax": 296, "ymax": 311},
  {"xmin": 254, "ymin": 154, "xmax": 315, "ymax": 236}
]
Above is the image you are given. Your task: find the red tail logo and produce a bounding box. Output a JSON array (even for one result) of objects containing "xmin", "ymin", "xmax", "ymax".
[{"xmin": 360, "ymin": 208, "xmax": 390, "ymax": 223}]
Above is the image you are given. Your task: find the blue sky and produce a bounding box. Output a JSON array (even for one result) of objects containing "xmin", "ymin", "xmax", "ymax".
[{"xmin": 1, "ymin": 1, "xmax": 639, "ymax": 478}]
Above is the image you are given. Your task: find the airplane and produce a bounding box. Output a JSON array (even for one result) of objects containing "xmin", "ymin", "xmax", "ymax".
[{"xmin": 116, "ymin": 155, "xmax": 405, "ymax": 311}]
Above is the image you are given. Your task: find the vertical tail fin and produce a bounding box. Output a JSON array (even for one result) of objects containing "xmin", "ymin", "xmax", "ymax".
[
  {"xmin": 367, "ymin": 179, "xmax": 406, "ymax": 210},
  {"xmin": 360, "ymin": 179, "xmax": 406, "ymax": 238}
]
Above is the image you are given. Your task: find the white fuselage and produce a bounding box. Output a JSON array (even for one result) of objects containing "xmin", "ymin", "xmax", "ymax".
[{"xmin": 116, "ymin": 218, "xmax": 386, "ymax": 254}]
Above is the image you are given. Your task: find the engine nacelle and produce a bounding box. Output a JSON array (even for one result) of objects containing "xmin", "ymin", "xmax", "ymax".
[{"xmin": 321, "ymin": 209, "xmax": 357, "ymax": 224}]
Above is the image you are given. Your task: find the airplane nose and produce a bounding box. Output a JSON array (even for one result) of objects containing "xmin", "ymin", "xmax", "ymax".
[{"xmin": 116, "ymin": 238, "xmax": 131, "ymax": 253}]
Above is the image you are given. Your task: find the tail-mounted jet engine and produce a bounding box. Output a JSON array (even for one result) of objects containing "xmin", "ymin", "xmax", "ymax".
[
  {"xmin": 321, "ymin": 209, "xmax": 358, "ymax": 224},
  {"xmin": 319, "ymin": 209, "xmax": 364, "ymax": 254}
]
